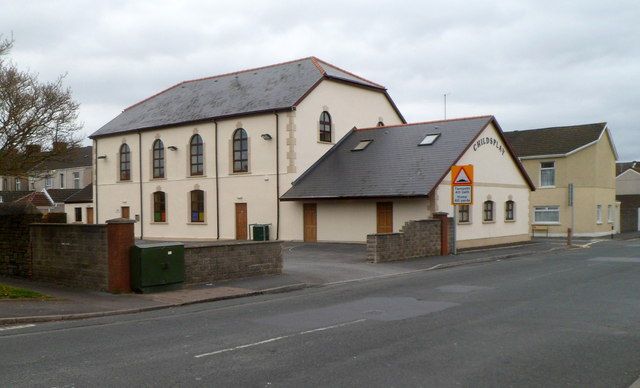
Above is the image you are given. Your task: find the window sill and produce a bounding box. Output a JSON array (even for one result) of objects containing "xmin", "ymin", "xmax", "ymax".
[
  {"xmin": 458, "ymin": 221, "xmax": 472, "ymax": 225},
  {"xmin": 117, "ymin": 180, "xmax": 132, "ymax": 183},
  {"xmin": 532, "ymin": 222, "xmax": 560, "ymax": 225},
  {"xmin": 229, "ymin": 171, "xmax": 251, "ymax": 175},
  {"xmin": 538, "ymin": 186, "xmax": 555, "ymax": 189},
  {"xmin": 188, "ymin": 174, "xmax": 206, "ymax": 178},
  {"xmin": 482, "ymin": 220, "xmax": 495, "ymax": 224},
  {"xmin": 151, "ymin": 222, "xmax": 168, "ymax": 225},
  {"xmin": 187, "ymin": 222, "xmax": 207, "ymax": 225},
  {"xmin": 596, "ymin": 222, "xmax": 603, "ymax": 225},
  {"xmin": 505, "ymin": 219, "xmax": 516, "ymax": 223},
  {"xmin": 151, "ymin": 177, "xmax": 167, "ymax": 181},
  {"xmin": 317, "ymin": 141, "xmax": 334, "ymax": 145}
]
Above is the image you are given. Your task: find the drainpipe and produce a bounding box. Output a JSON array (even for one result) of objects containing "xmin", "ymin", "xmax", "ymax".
[
  {"xmin": 274, "ymin": 112, "xmax": 280, "ymax": 240},
  {"xmin": 138, "ymin": 131, "xmax": 144, "ymax": 239},
  {"xmin": 214, "ymin": 120, "xmax": 220, "ymax": 239},
  {"xmin": 94, "ymin": 140, "xmax": 99, "ymax": 223}
]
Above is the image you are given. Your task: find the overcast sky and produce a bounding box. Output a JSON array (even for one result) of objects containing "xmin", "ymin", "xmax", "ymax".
[{"xmin": 2, "ymin": 0, "xmax": 639, "ymax": 159}]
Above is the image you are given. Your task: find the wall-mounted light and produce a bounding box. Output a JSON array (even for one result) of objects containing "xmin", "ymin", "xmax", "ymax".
[
  {"xmin": 261, "ymin": 134, "xmax": 273, "ymax": 141},
  {"xmin": 97, "ymin": 155, "xmax": 107, "ymax": 159},
  {"xmin": 168, "ymin": 146, "xmax": 178, "ymax": 151}
]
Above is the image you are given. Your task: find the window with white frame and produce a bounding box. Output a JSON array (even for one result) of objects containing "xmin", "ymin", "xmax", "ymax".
[
  {"xmin": 45, "ymin": 175, "xmax": 52, "ymax": 188},
  {"xmin": 540, "ymin": 161, "xmax": 555, "ymax": 187},
  {"xmin": 458, "ymin": 204, "xmax": 470, "ymax": 223},
  {"xmin": 483, "ymin": 201, "xmax": 495, "ymax": 222},
  {"xmin": 607, "ymin": 205, "xmax": 613, "ymax": 223},
  {"xmin": 505, "ymin": 200, "xmax": 515, "ymax": 221},
  {"xmin": 534, "ymin": 206, "xmax": 560, "ymax": 224},
  {"xmin": 15, "ymin": 178, "xmax": 21, "ymax": 191},
  {"xmin": 59, "ymin": 173, "xmax": 65, "ymax": 188},
  {"xmin": 73, "ymin": 172, "xmax": 80, "ymax": 189},
  {"xmin": 596, "ymin": 205, "xmax": 602, "ymax": 224}
]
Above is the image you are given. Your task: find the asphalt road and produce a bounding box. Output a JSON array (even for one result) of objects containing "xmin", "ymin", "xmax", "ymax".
[{"xmin": 2, "ymin": 239, "xmax": 640, "ymax": 387}]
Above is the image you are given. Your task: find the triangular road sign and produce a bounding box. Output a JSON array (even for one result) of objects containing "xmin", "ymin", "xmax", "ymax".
[{"xmin": 453, "ymin": 168, "xmax": 471, "ymax": 184}]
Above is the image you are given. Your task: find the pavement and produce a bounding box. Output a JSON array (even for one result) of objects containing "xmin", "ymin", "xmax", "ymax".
[{"xmin": 0, "ymin": 238, "xmax": 575, "ymax": 324}]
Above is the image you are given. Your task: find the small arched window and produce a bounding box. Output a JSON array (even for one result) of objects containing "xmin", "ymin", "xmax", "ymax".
[
  {"xmin": 483, "ymin": 200, "xmax": 495, "ymax": 222},
  {"xmin": 190, "ymin": 190, "xmax": 204, "ymax": 222},
  {"xmin": 233, "ymin": 128, "xmax": 248, "ymax": 173},
  {"xmin": 190, "ymin": 134, "xmax": 203, "ymax": 176},
  {"xmin": 319, "ymin": 111, "xmax": 332, "ymax": 142},
  {"xmin": 153, "ymin": 191, "xmax": 166, "ymax": 222},
  {"xmin": 152, "ymin": 139, "xmax": 164, "ymax": 179},
  {"xmin": 505, "ymin": 200, "xmax": 515, "ymax": 221},
  {"xmin": 119, "ymin": 144, "xmax": 131, "ymax": 181}
]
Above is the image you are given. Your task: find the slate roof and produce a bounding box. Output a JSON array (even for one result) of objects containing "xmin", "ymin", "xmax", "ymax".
[
  {"xmin": 281, "ymin": 116, "xmax": 534, "ymax": 200},
  {"xmin": 0, "ymin": 191, "xmax": 34, "ymax": 204},
  {"xmin": 15, "ymin": 192, "xmax": 54, "ymax": 207},
  {"xmin": 47, "ymin": 188, "xmax": 82, "ymax": 203},
  {"xmin": 64, "ymin": 184, "xmax": 92, "ymax": 203},
  {"xmin": 90, "ymin": 57, "xmax": 404, "ymax": 138},
  {"xmin": 616, "ymin": 161, "xmax": 640, "ymax": 176},
  {"xmin": 34, "ymin": 146, "xmax": 93, "ymax": 171},
  {"xmin": 503, "ymin": 123, "xmax": 606, "ymax": 158}
]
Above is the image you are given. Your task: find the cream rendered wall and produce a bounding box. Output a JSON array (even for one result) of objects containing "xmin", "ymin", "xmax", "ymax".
[
  {"xmin": 279, "ymin": 80, "xmax": 404, "ymax": 241},
  {"xmin": 522, "ymin": 130, "xmax": 617, "ymax": 237},
  {"xmin": 64, "ymin": 203, "xmax": 93, "ymax": 224},
  {"xmin": 434, "ymin": 123, "xmax": 531, "ymax": 248},
  {"xmin": 617, "ymin": 169, "xmax": 640, "ymax": 195},
  {"xmin": 314, "ymin": 198, "xmax": 430, "ymax": 243}
]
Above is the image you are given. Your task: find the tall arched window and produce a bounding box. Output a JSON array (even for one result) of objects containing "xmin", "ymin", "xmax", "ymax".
[
  {"xmin": 190, "ymin": 134, "xmax": 203, "ymax": 176},
  {"xmin": 233, "ymin": 128, "xmax": 248, "ymax": 173},
  {"xmin": 190, "ymin": 190, "xmax": 204, "ymax": 222},
  {"xmin": 319, "ymin": 111, "xmax": 332, "ymax": 142},
  {"xmin": 483, "ymin": 200, "xmax": 495, "ymax": 222},
  {"xmin": 505, "ymin": 200, "xmax": 515, "ymax": 221},
  {"xmin": 152, "ymin": 139, "xmax": 165, "ymax": 179},
  {"xmin": 153, "ymin": 191, "xmax": 166, "ymax": 222},
  {"xmin": 119, "ymin": 144, "xmax": 131, "ymax": 181}
]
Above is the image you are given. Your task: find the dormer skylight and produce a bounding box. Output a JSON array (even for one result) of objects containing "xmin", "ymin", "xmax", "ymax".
[
  {"xmin": 352, "ymin": 139, "xmax": 373, "ymax": 151},
  {"xmin": 419, "ymin": 133, "xmax": 440, "ymax": 146}
]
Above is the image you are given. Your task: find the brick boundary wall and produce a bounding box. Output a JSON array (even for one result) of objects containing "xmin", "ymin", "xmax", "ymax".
[
  {"xmin": 617, "ymin": 195, "xmax": 640, "ymax": 233},
  {"xmin": 0, "ymin": 204, "xmax": 42, "ymax": 278},
  {"xmin": 30, "ymin": 224, "xmax": 110, "ymax": 290},
  {"xmin": 366, "ymin": 217, "xmax": 454, "ymax": 263},
  {"xmin": 183, "ymin": 240, "xmax": 283, "ymax": 285}
]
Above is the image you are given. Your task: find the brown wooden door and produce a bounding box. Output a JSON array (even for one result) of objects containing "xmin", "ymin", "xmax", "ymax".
[
  {"xmin": 121, "ymin": 206, "xmax": 130, "ymax": 219},
  {"xmin": 303, "ymin": 203, "xmax": 317, "ymax": 242},
  {"xmin": 235, "ymin": 203, "xmax": 248, "ymax": 240},
  {"xmin": 376, "ymin": 202, "xmax": 393, "ymax": 234},
  {"xmin": 86, "ymin": 207, "xmax": 94, "ymax": 224}
]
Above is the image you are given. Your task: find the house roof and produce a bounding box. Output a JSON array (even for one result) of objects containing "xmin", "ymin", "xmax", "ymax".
[
  {"xmin": 14, "ymin": 192, "xmax": 54, "ymax": 208},
  {"xmin": 33, "ymin": 146, "xmax": 93, "ymax": 171},
  {"xmin": 64, "ymin": 184, "xmax": 92, "ymax": 203},
  {"xmin": 0, "ymin": 191, "xmax": 34, "ymax": 204},
  {"xmin": 281, "ymin": 116, "xmax": 534, "ymax": 200},
  {"xmin": 46, "ymin": 188, "xmax": 83, "ymax": 203},
  {"xmin": 90, "ymin": 57, "xmax": 404, "ymax": 139},
  {"xmin": 503, "ymin": 123, "xmax": 607, "ymax": 158},
  {"xmin": 616, "ymin": 161, "xmax": 640, "ymax": 177}
]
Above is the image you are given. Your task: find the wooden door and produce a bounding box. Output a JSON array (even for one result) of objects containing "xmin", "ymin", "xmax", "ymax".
[
  {"xmin": 303, "ymin": 203, "xmax": 317, "ymax": 242},
  {"xmin": 235, "ymin": 203, "xmax": 248, "ymax": 240},
  {"xmin": 86, "ymin": 207, "xmax": 94, "ymax": 224},
  {"xmin": 121, "ymin": 206, "xmax": 130, "ymax": 219},
  {"xmin": 376, "ymin": 202, "xmax": 393, "ymax": 234}
]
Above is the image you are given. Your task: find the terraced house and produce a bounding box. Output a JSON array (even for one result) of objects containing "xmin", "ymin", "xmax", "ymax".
[
  {"xmin": 504, "ymin": 123, "xmax": 619, "ymax": 237},
  {"xmin": 90, "ymin": 57, "xmax": 405, "ymax": 240}
]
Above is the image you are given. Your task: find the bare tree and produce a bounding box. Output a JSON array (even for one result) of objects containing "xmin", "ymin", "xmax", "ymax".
[{"xmin": 0, "ymin": 35, "xmax": 83, "ymax": 177}]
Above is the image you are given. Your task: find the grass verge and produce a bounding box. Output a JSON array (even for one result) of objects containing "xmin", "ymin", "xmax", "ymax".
[{"xmin": 0, "ymin": 284, "xmax": 52, "ymax": 300}]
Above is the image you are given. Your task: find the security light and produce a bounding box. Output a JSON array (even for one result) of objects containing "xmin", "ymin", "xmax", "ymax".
[
  {"xmin": 261, "ymin": 134, "xmax": 273, "ymax": 141},
  {"xmin": 97, "ymin": 155, "xmax": 107, "ymax": 159},
  {"xmin": 168, "ymin": 146, "xmax": 178, "ymax": 151}
]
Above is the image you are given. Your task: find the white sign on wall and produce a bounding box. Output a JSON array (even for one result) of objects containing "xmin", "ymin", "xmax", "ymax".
[{"xmin": 452, "ymin": 185, "xmax": 472, "ymax": 204}]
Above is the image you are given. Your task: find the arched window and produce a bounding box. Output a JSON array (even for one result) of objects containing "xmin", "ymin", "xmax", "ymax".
[
  {"xmin": 190, "ymin": 134, "xmax": 203, "ymax": 176},
  {"xmin": 319, "ymin": 111, "xmax": 332, "ymax": 142},
  {"xmin": 483, "ymin": 200, "xmax": 495, "ymax": 222},
  {"xmin": 153, "ymin": 191, "xmax": 166, "ymax": 222},
  {"xmin": 190, "ymin": 190, "xmax": 204, "ymax": 222},
  {"xmin": 119, "ymin": 144, "xmax": 131, "ymax": 181},
  {"xmin": 505, "ymin": 200, "xmax": 515, "ymax": 221},
  {"xmin": 152, "ymin": 139, "xmax": 165, "ymax": 179},
  {"xmin": 377, "ymin": 121, "xmax": 385, "ymax": 127},
  {"xmin": 233, "ymin": 128, "xmax": 248, "ymax": 173}
]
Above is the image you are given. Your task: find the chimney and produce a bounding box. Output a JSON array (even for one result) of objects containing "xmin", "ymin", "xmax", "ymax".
[
  {"xmin": 25, "ymin": 144, "xmax": 42, "ymax": 155},
  {"xmin": 52, "ymin": 141, "xmax": 68, "ymax": 152}
]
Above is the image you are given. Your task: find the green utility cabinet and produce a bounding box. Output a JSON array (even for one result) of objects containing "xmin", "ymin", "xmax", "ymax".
[
  {"xmin": 250, "ymin": 224, "xmax": 270, "ymax": 241},
  {"xmin": 130, "ymin": 242, "xmax": 185, "ymax": 293}
]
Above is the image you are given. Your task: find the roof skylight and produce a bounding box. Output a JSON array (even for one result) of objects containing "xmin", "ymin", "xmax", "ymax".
[
  {"xmin": 352, "ymin": 139, "xmax": 373, "ymax": 151},
  {"xmin": 419, "ymin": 134, "xmax": 440, "ymax": 146}
]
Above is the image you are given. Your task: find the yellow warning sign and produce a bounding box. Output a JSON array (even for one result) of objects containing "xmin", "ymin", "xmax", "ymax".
[
  {"xmin": 451, "ymin": 165, "xmax": 474, "ymax": 205},
  {"xmin": 451, "ymin": 165, "xmax": 474, "ymax": 185}
]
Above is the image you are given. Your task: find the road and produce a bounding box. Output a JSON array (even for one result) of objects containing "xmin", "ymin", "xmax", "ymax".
[{"xmin": 2, "ymin": 239, "xmax": 640, "ymax": 387}]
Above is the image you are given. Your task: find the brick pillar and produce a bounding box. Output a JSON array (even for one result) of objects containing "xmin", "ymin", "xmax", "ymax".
[
  {"xmin": 432, "ymin": 212, "xmax": 450, "ymax": 256},
  {"xmin": 106, "ymin": 218, "xmax": 135, "ymax": 293}
]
